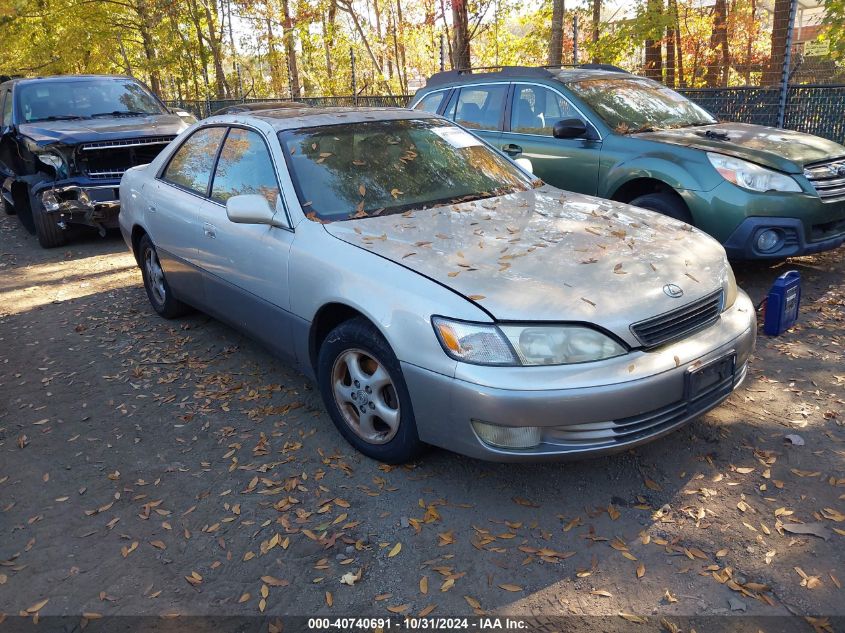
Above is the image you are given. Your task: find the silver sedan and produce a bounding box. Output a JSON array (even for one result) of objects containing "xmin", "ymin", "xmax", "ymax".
[{"xmin": 119, "ymin": 107, "xmax": 756, "ymax": 463}]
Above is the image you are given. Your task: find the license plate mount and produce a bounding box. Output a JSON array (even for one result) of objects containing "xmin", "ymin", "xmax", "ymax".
[{"xmin": 685, "ymin": 351, "xmax": 736, "ymax": 401}]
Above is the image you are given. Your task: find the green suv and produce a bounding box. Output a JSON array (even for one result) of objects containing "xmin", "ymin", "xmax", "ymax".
[{"xmin": 410, "ymin": 66, "xmax": 845, "ymax": 260}]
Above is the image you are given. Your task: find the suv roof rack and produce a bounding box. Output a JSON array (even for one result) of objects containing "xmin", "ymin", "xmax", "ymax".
[{"xmin": 425, "ymin": 63, "xmax": 628, "ymax": 87}]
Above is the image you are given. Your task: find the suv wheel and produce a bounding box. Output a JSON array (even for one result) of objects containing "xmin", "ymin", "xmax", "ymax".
[
  {"xmin": 317, "ymin": 317, "xmax": 424, "ymax": 464},
  {"xmin": 138, "ymin": 234, "xmax": 190, "ymax": 318},
  {"xmin": 29, "ymin": 191, "xmax": 66, "ymax": 248},
  {"xmin": 629, "ymin": 192, "xmax": 693, "ymax": 225}
]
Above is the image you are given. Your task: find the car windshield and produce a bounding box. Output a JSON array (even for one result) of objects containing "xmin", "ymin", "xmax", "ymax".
[
  {"xmin": 279, "ymin": 118, "xmax": 535, "ymax": 221},
  {"xmin": 567, "ymin": 77, "xmax": 716, "ymax": 133},
  {"xmin": 17, "ymin": 78, "xmax": 165, "ymax": 123}
]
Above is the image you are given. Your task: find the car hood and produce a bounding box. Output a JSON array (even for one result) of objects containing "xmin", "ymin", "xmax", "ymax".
[
  {"xmin": 18, "ymin": 114, "xmax": 188, "ymax": 147},
  {"xmin": 324, "ymin": 186, "xmax": 730, "ymax": 342},
  {"xmin": 636, "ymin": 123, "xmax": 845, "ymax": 173}
]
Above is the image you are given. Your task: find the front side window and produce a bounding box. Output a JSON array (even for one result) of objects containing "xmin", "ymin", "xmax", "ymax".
[
  {"xmin": 567, "ymin": 77, "xmax": 716, "ymax": 133},
  {"xmin": 211, "ymin": 128, "xmax": 280, "ymax": 205},
  {"xmin": 1, "ymin": 91, "xmax": 12, "ymax": 126},
  {"xmin": 16, "ymin": 78, "xmax": 165, "ymax": 123},
  {"xmin": 162, "ymin": 127, "xmax": 226, "ymax": 195},
  {"xmin": 414, "ymin": 91, "xmax": 447, "ymax": 114},
  {"xmin": 279, "ymin": 118, "xmax": 534, "ymax": 222},
  {"xmin": 511, "ymin": 85, "xmax": 582, "ymax": 136},
  {"xmin": 448, "ymin": 85, "xmax": 508, "ymax": 131}
]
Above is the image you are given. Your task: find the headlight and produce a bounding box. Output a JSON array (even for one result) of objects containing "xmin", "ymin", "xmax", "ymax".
[
  {"xmin": 36, "ymin": 152, "xmax": 68, "ymax": 178},
  {"xmin": 432, "ymin": 317, "xmax": 626, "ymax": 366},
  {"xmin": 707, "ymin": 153, "xmax": 801, "ymax": 193},
  {"xmin": 723, "ymin": 264, "xmax": 738, "ymax": 310}
]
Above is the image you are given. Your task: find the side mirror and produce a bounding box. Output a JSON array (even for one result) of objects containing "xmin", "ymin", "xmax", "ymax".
[
  {"xmin": 553, "ymin": 118, "xmax": 589, "ymax": 139},
  {"xmin": 514, "ymin": 157, "xmax": 534, "ymax": 174},
  {"xmin": 226, "ymin": 194, "xmax": 283, "ymax": 227}
]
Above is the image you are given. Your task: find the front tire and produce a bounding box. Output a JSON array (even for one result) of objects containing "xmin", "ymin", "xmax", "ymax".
[
  {"xmin": 317, "ymin": 317, "xmax": 424, "ymax": 464},
  {"xmin": 629, "ymin": 191, "xmax": 693, "ymax": 225},
  {"xmin": 138, "ymin": 234, "xmax": 190, "ymax": 319},
  {"xmin": 29, "ymin": 191, "xmax": 65, "ymax": 248},
  {"xmin": 1, "ymin": 191, "xmax": 15, "ymax": 216}
]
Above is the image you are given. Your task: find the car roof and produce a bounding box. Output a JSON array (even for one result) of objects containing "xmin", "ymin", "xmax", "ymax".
[
  {"xmin": 421, "ymin": 64, "xmax": 630, "ymax": 89},
  {"xmin": 214, "ymin": 107, "xmax": 438, "ymax": 131}
]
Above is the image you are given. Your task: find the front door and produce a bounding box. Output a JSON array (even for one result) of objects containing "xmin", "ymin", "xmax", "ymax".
[
  {"xmin": 193, "ymin": 126, "xmax": 297, "ymax": 361},
  {"xmin": 443, "ymin": 84, "xmax": 508, "ymax": 150},
  {"xmin": 503, "ymin": 83, "xmax": 602, "ymax": 195}
]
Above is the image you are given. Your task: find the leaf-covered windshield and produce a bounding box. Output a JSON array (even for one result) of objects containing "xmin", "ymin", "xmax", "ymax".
[
  {"xmin": 567, "ymin": 77, "xmax": 716, "ymax": 133},
  {"xmin": 17, "ymin": 78, "xmax": 165, "ymax": 123},
  {"xmin": 279, "ymin": 119, "xmax": 535, "ymax": 222}
]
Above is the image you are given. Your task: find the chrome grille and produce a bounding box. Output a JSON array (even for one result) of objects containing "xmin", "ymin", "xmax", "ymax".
[
  {"xmin": 805, "ymin": 159, "xmax": 845, "ymax": 203},
  {"xmin": 630, "ymin": 289, "xmax": 723, "ymax": 349},
  {"xmin": 78, "ymin": 136, "xmax": 176, "ymax": 180},
  {"xmin": 80, "ymin": 136, "xmax": 177, "ymax": 151}
]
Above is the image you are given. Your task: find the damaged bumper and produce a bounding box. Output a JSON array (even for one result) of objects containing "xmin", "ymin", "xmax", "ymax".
[{"xmin": 32, "ymin": 177, "xmax": 121, "ymax": 232}]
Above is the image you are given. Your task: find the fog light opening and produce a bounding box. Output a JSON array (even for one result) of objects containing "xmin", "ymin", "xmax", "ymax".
[
  {"xmin": 471, "ymin": 420, "xmax": 541, "ymax": 449},
  {"xmin": 41, "ymin": 190, "xmax": 61, "ymax": 212},
  {"xmin": 755, "ymin": 228, "xmax": 781, "ymax": 253}
]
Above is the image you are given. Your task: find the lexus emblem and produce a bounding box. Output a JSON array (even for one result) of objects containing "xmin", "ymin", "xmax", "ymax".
[{"xmin": 663, "ymin": 283, "xmax": 684, "ymax": 298}]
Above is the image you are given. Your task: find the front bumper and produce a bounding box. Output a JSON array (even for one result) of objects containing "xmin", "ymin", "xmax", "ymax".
[
  {"xmin": 722, "ymin": 216, "xmax": 845, "ymax": 260},
  {"xmin": 403, "ymin": 291, "xmax": 756, "ymax": 462},
  {"xmin": 32, "ymin": 177, "xmax": 121, "ymax": 229}
]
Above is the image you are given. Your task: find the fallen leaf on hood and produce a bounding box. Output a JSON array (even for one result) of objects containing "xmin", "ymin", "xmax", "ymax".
[
  {"xmin": 387, "ymin": 604, "xmax": 410, "ymax": 613},
  {"xmin": 468, "ymin": 295, "xmax": 486, "ymax": 301},
  {"xmin": 388, "ymin": 542, "xmax": 402, "ymax": 557},
  {"xmin": 325, "ymin": 591, "xmax": 333, "ymax": 607},
  {"xmin": 619, "ymin": 613, "xmax": 647, "ymax": 623},
  {"xmin": 591, "ymin": 589, "xmax": 613, "ymax": 597},
  {"xmin": 636, "ymin": 563, "xmax": 645, "ymax": 578},
  {"xmin": 340, "ymin": 569, "xmax": 362, "ymax": 586},
  {"xmin": 420, "ymin": 576, "xmax": 429, "ymax": 594},
  {"xmin": 499, "ymin": 584, "xmax": 523, "ymax": 592},
  {"xmin": 26, "ymin": 598, "xmax": 49, "ymax": 614}
]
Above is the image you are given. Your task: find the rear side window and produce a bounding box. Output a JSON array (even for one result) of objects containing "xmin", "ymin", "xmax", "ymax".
[
  {"xmin": 210, "ymin": 128, "xmax": 280, "ymax": 205},
  {"xmin": 448, "ymin": 85, "xmax": 507, "ymax": 131},
  {"xmin": 414, "ymin": 91, "xmax": 447, "ymax": 114},
  {"xmin": 162, "ymin": 127, "xmax": 226, "ymax": 195}
]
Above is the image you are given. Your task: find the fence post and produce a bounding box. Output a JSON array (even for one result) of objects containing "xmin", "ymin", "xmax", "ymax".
[
  {"xmin": 350, "ymin": 48, "xmax": 357, "ymax": 106},
  {"xmin": 777, "ymin": 0, "xmax": 798, "ymax": 128},
  {"xmin": 440, "ymin": 34, "xmax": 446, "ymax": 72},
  {"xmin": 573, "ymin": 14, "xmax": 579, "ymax": 64}
]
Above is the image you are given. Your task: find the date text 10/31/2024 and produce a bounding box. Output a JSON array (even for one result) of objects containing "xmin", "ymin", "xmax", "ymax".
[{"xmin": 307, "ymin": 617, "xmax": 529, "ymax": 629}]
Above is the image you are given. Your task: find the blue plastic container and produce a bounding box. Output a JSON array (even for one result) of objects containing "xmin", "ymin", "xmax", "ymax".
[{"xmin": 763, "ymin": 270, "xmax": 801, "ymax": 336}]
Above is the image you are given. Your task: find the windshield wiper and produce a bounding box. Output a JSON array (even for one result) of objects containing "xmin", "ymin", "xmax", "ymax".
[
  {"xmin": 90, "ymin": 110, "xmax": 150, "ymax": 118},
  {"xmin": 28, "ymin": 115, "xmax": 87, "ymax": 122}
]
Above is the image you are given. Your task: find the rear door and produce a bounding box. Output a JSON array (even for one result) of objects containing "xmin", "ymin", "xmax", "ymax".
[
  {"xmin": 194, "ymin": 125, "xmax": 297, "ymax": 361},
  {"xmin": 503, "ymin": 83, "xmax": 602, "ymax": 195},
  {"xmin": 147, "ymin": 125, "xmax": 227, "ymax": 306},
  {"xmin": 442, "ymin": 83, "xmax": 508, "ymax": 149}
]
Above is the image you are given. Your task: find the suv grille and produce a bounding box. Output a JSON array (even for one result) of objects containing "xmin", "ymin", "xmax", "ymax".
[
  {"xmin": 804, "ymin": 159, "xmax": 845, "ymax": 203},
  {"xmin": 631, "ymin": 289, "xmax": 723, "ymax": 349},
  {"xmin": 79, "ymin": 136, "xmax": 177, "ymax": 180}
]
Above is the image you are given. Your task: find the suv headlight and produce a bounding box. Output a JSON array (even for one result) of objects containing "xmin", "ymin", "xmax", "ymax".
[
  {"xmin": 432, "ymin": 317, "xmax": 626, "ymax": 366},
  {"xmin": 36, "ymin": 151, "xmax": 68, "ymax": 178},
  {"xmin": 707, "ymin": 152, "xmax": 801, "ymax": 193}
]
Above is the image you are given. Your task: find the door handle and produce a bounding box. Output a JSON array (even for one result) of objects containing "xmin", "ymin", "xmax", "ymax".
[
  {"xmin": 502, "ymin": 143, "xmax": 523, "ymax": 157},
  {"xmin": 203, "ymin": 222, "xmax": 216, "ymax": 239}
]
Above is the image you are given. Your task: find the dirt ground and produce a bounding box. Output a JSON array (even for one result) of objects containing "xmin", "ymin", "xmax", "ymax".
[{"xmin": 0, "ymin": 213, "xmax": 843, "ymax": 631}]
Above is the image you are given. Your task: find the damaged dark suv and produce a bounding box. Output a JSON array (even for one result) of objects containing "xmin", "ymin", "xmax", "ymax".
[{"xmin": 0, "ymin": 75, "xmax": 193, "ymax": 247}]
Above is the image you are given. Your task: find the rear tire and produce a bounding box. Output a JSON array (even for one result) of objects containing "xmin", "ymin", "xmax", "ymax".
[
  {"xmin": 629, "ymin": 192, "xmax": 693, "ymax": 225},
  {"xmin": 317, "ymin": 317, "xmax": 424, "ymax": 464},
  {"xmin": 138, "ymin": 234, "xmax": 190, "ymax": 319},
  {"xmin": 29, "ymin": 190, "xmax": 66, "ymax": 248}
]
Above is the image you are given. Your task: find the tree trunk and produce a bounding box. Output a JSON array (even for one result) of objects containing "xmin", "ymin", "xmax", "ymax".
[
  {"xmin": 201, "ymin": 0, "xmax": 230, "ymax": 98},
  {"xmin": 396, "ymin": 0, "xmax": 407, "ymax": 90},
  {"xmin": 745, "ymin": 0, "xmax": 756, "ymax": 84},
  {"xmin": 266, "ymin": 17, "xmax": 283, "ymax": 96},
  {"xmin": 281, "ymin": 0, "xmax": 301, "ymax": 97},
  {"xmin": 187, "ymin": 0, "xmax": 212, "ymax": 97},
  {"xmin": 675, "ymin": 4, "xmax": 685, "ymax": 86},
  {"xmin": 704, "ymin": 0, "xmax": 729, "ymax": 87},
  {"xmin": 451, "ymin": 0, "xmax": 470, "ymax": 69},
  {"xmin": 549, "ymin": 0, "xmax": 565, "ymax": 66},
  {"xmin": 590, "ymin": 0, "xmax": 600, "ymax": 62},
  {"xmin": 764, "ymin": 0, "xmax": 790, "ymax": 85},
  {"xmin": 321, "ymin": 3, "xmax": 335, "ymax": 79},
  {"xmin": 644, "ymin": 0, "xmax": 663, "ymax": 81},
  {"xmin": 134, "ymin": 0, "xmax": 162, "ymax": 95}
]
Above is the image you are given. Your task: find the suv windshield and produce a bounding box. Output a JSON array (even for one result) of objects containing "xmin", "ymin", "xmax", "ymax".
[
  {"xmin": 567, "ymin": 77, "xmax": 716, "ymax": 133},
  {"xmin": 279, "ymin": 119, "xmax": 534, "ymax": 221},
  {"xmin": 17, "ymin": 78, "xmax": 165, "ymax": 123}
]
